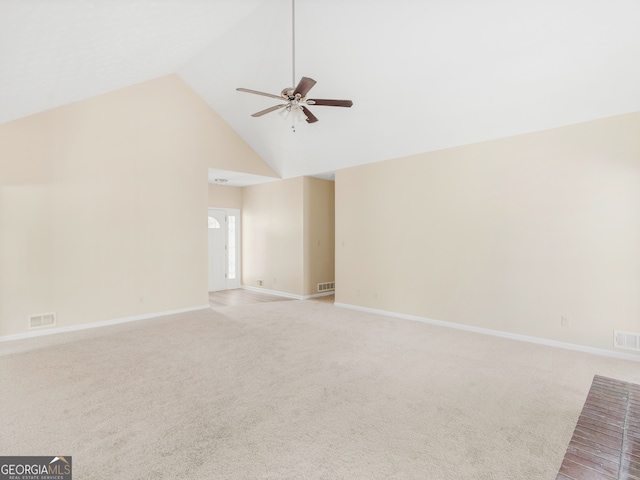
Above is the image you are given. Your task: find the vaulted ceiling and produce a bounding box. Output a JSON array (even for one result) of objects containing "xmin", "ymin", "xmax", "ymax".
[{"xmin": 2, "ymin": 0, "xmax": 640, "ymax": 181}]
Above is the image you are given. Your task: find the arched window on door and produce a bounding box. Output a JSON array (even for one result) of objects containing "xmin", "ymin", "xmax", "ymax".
[{"xmin": 208, "ymin": 217, "xmax": 221, "ymax": 229}]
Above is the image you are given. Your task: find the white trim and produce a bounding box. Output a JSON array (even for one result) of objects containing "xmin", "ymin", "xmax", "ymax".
[
  {"xmin": 241, "ymin": 286, "xmax": 334, "ymax": 300},
  {"xmin": 0, "ymin": 305, "xmax": 210, "ymax": 343},
  {"xmin": 334, "ymin": 302, "xmax": 640, "ymax": 363},
  {"xmin": 241, "ymin": 286, "xmax": 304, "ymax": 300},
  {"xmin": 303, "ymin": 291, "xmax": 335, "ymax": 300}
]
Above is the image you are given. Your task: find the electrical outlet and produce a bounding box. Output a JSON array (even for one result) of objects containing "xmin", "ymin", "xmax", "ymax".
[
  {"xmin": 257, "ymin": 279, "xmax": 263, "ymax": 287},
  {"xmin": 561, "ymin": 316, "xmax": 570, "ymax": 327}
]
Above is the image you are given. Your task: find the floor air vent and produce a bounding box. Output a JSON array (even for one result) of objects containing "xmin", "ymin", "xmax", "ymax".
[
  {"xmin": 317, "ymin": 282, "xmax": 335, "ymax": 293},
  {"xmin": 613, "ymin": 330, "xmax": 640, "ymax": 352},
  {"xmin": 29, "ymin": 312, "xmax": 56, "ymax": 329}
]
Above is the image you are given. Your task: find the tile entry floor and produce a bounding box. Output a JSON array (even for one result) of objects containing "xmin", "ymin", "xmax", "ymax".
[
  {"xmin": 208, "ymin": 288, "xmax": 295, "ymax": 308},
  {"xmin": 209, "ymin": 288, "xmax": 334, "ymax": 308}
]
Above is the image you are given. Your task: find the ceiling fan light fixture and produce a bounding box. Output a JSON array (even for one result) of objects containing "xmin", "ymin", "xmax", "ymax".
[
  {"xmin": 291, "ymin": 105, "xmax": 306, "ymax": 123},
  {"xmin": 235, "ymin": 0, "xmax": 352, "ymax": 126}
]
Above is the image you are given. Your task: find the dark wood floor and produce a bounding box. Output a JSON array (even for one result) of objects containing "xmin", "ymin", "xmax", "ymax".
[
  {"xmin": 209, "ymin": 289, "xmax": 334, "ymax": 307},
  {"xmin": 556, "ymin": 375, "xmax": 640, "ymax": 480}
]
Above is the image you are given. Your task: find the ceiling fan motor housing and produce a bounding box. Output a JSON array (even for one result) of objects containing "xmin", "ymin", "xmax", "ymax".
[{"xmin": 281, "ymin": 88, "xmax": 295, "ymax": 99}]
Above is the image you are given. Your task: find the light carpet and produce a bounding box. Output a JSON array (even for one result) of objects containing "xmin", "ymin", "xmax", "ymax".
[{"xmin": 1, "ymin": 300, "xmax": 639, "ymax": 479}]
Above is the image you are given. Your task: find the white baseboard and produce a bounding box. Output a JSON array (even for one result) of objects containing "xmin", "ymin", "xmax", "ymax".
[
  {"xmin": 0, "ymin": 304, "xmax": 210, "ymax": 343},
  {"xmin": 241, "ymin": 286, "xmax": 304, "ymax": 300},
  {"xmin": 334, "ymin": 302, "xmax": 640, "ymax": 363},
  {"xmin": 240, "ymin": 286, "xmax": 335, "ymax": 301},
  {"xmin": 303, "ymin": 291, "xmax": 335, "ymax": 300}
]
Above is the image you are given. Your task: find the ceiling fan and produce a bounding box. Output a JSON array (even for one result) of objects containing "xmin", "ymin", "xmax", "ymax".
[
  {"xmin": 236, "ymin": 0, "xmax": 353, "ymax": 124},
  {"xmin": 236, "ymin": 78, "xmax": 352, "ymax": 124}
]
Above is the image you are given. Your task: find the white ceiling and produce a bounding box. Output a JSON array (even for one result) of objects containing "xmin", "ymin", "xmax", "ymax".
[{"xmin": 2, "ymin": 0, "xmax": 640, "ymax": 184}]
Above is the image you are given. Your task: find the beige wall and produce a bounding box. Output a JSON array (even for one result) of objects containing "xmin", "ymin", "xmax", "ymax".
[
  {"xmin": 336, "ymin": 112, "xmax": 640, "ymax": 355},
  {"xmin": 241, "ymin": 176, "xmax": 335, "ymax": 297},
  {"xmin": 304, "ymin": 177, "xmax": 335, "ymax": 295},
  {"xmin": 0, "ymin": 74, "xmax": 276, "ymax": 337},
  {"xmin": 208, "ymin": 184, "xmax": 242, "ymax": 209},
  {"xmin": 242, "ymin": 178, "xmax": 304, "ymax": 295}
]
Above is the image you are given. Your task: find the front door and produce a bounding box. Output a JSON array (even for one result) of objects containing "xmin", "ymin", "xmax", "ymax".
[{"xmin": 208, "ymin": 208, "xmax": 240, "ymax": 291}]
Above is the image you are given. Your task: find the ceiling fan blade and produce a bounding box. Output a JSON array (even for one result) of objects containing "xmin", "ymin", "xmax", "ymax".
[
  {"xmin": 237, "ymin": 88, "xmax": 283, "ymax": 100},
  {"xmin": 301, "ymin": 106, "xmax": 318, "ymax": 124},
  {"xmin": 293, "ymin": 77, "xmax": 316, "ymax": 97},
  {"xmin": 251, "ymin": 104, "xmax": 288, "ymax": 117},
  {"xmin": 307, "ymin": 99, "xmax": 353, "ymax": 107}
]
